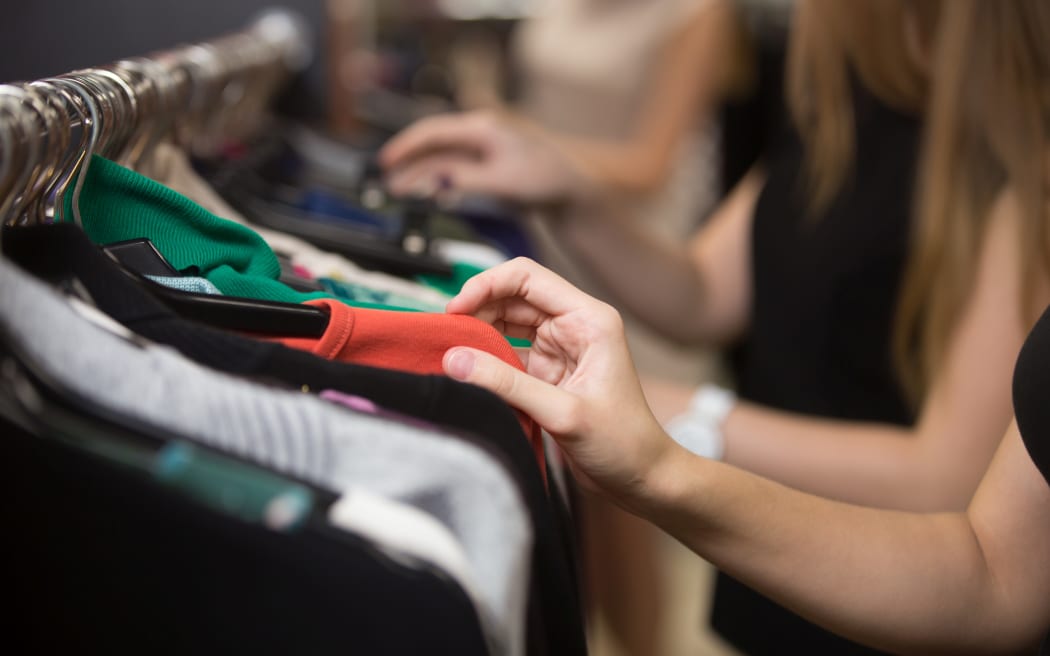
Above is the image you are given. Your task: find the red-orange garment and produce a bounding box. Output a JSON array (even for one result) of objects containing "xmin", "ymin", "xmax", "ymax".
[{"xmin": 280, "ymin": 298, "xmax": 546, "ymax": 482}]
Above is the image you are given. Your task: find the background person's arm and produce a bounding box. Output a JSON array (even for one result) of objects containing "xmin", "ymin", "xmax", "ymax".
[
  {"xmin": 650, "ymin": 191, "xmax": 1044, "ymax": 511},
  {"xmin": 552, "ymin": 166, "xmax": 762, "ymax": 345},
  {"xmin": 381, "ymin": 116, "xmax": 763, "ymax": 346}
]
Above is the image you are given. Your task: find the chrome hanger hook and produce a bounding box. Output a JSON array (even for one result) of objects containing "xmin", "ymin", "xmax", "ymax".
[
  {"xmin": 0, "ymin": 86, "xmax": 46, "ymax": 226},
  {"xmin": 30, "ymin": 79, "xmax": 85, "ymax": 224},
  {"xmin": 0, "ymin": 95, "xmax": 28, "ymax": 225},
  {"xmin": 49, "ymin": 77, "xmax": 101, "ymax": 227}
]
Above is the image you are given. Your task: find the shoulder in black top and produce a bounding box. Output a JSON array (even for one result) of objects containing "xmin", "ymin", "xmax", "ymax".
[
  {"xmin": 1013, "ymin": 303, "xmax": 1050, "ymax": 487},
  {"xmin": 1010, "ymin": 305, "xmax": 1050, "ymax": 653}
]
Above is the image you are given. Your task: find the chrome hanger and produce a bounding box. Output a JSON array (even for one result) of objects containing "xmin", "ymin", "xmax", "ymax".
[
  {"xmin": 47, "ymin": 76, "xmax": 102, "ymax": 228},
  {"xmin": 0, "ymin": 94, "xmax": 30, "ymax": 226},
  {"xmin": 17, "ymin": 82, "xmax": 69, "ymax": 225},
  {"xmin": 112, "ymin": 57, "xmax": 177, "ymax": 167},
  {"xmin": 0, "ymin": 86, "xmax": 47, "ymax": 226},
  {"xmin": 29, "ymin": 79, "xmax": 90, "ymax": 224},
  {"xmin": 0, "ymin": 9, "xmax": 313, "ymax": 232}
]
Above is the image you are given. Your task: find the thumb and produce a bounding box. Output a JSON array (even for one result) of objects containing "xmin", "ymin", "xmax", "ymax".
[
  {"xmin": 443, "ymin": 347, "xmax": 576, "ymax": 433},
  {"xmin": 442, "ymin": 164, "xmax": 507, "ymax": 196}
]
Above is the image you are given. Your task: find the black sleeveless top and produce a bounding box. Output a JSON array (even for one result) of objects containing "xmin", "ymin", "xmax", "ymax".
[
  {"xmin": 1013, "ymin": 305, "xmax": 1050, "ymax": 654},
  {"xmin": 712, "ymin": 86, "xmax": 922, "ymax": 655}
]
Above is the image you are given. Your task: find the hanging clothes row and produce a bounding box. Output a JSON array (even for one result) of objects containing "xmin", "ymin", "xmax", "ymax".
[{"xmin": 0, "ymin": 9, "xmax": 585, "ymax": 655}]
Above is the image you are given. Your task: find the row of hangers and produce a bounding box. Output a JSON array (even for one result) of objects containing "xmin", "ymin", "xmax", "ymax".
[
  {"xmin": 0, "ymin": 9, "xmax": 338, "ymax": 339},
  {"xmin": 0, "ymin": 8, "xmax": 312, "ymax": 234}
]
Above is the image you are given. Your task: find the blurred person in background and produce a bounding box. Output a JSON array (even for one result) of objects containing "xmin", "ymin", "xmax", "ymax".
[
  {"xmin": 443, "ymin": 1, "xmax": 746, "ymax": 653},
  {"xmin": 380, "ymin": 0, "xmax": 1050, "ymax": 652}
]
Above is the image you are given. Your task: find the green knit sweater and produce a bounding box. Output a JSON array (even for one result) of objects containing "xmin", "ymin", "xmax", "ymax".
[
  {"xmin": 62, "ymin": 155, "xmax": 333, "ymax": 304},
  {"xmin": 61, "ymin": 156, "xmax": 529, "ymax": 344}
]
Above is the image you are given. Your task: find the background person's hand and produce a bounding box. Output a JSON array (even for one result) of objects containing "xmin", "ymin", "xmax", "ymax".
[
  {"xmin": 440, "ymin": 257, "xmax": 681, "ymax": 503},
  {"xmin": 379, "ymin": 111, "xmax": 594, "ymax": 207}
]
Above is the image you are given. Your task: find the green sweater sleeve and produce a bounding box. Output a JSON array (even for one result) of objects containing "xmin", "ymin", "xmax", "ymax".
[
  {"xmin": 61, "ymin": 156, "xmax": 529, "ymax": 345},
  {"xmin": 62, "ymin": 155, "xmax": 327, "ymax": 304}
]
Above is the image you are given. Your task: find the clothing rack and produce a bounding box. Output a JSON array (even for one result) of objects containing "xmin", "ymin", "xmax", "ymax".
[
  {"xmin": 0, "ymin": 8, "xmax": 591, "ymax": 653},
  {"xmin": 0, "ymin": 8, "xmax": 312, "ymax": 228}
]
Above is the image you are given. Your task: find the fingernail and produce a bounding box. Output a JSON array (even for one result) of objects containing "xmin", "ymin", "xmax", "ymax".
[
  {"xmin": 410, "ymin": 177, "xmax": 439, "ymax": 198},
  {"xmin": 446, "ymin": 349, "xmax": 475, "ymax": 380}
]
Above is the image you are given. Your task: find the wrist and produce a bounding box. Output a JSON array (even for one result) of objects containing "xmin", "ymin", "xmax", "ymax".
[
  {"xmin": 665, "ymin": 383, "xmax": 737, "ymax": 460},
  {"xmin": 628, "ymin": 435, "xmax": 710, "ymax": 522},
  {"xmin": 553, "ymin": 150, "xmax": 605, "ymax": 211},
  {"xmin": 530, "ymin": 138, "xmax": 601, "ymax": 211}
]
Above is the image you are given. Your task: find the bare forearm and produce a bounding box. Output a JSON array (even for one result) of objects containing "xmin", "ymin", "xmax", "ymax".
[
  {"xmin": 635, "ymin": 449, "xmax": 1014, "ymax": 654},
  {"xmin": 552, "ymin": 138, "xmax": 673, "ymax": 196},
  {"xmin": 722, "ymin": 403, "xmax": 991, "ymax": 512},
  {"xmin": 551, "ymin": 205, "xmax": 715, "ymax": 344},
  {"xmin": 436, "ymin": 256, "xmax": 1048, "ymax": 654},
  {"xmin": 529, "ymin": 164, "xmax": 758, "ymax": 345}
]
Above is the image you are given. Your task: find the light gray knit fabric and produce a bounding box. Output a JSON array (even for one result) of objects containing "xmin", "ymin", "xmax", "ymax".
[
  {"xmin": 145, "ymin": 274, "xmax": 223, "ymax": 296},
  {"xmin": 0, "ymin": 257, "xmax": 531, "ymax": 656}
]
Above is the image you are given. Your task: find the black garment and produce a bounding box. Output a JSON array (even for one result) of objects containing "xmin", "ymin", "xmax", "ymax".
[
  {"xmin": 3, "ymin": 223, "xmax": 587, "ymax": 656},
  {"xmin": 1, "ymin": 415, "xmax": 490, "ymax": 655},
  {"xmin": 718, "ymin": 19, "xmax": 787, "ymax": 196},
  {"xmin": 714, "ymin": 86, "xmax": 922, "ymax": 655},
  {"xmin": 3, "ymin": 224, "xmax": 521, "ymax": 446}
]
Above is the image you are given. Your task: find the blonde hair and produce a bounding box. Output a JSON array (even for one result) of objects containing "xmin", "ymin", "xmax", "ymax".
[
  {"xmin": 894, "ymin": 0, "xmax": 1050, "ymax": 399},
  {"xmin": 786, "ymin": 0, "xmax": 935, "ymax": 211}
]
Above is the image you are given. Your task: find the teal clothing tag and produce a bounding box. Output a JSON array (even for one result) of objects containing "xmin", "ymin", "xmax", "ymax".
[{"xmin": 155, "ymin": 442, "xmax": 312, "ymax": 532}]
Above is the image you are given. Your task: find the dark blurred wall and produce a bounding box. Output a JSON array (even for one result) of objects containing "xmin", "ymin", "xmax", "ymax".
[{"xmin": 0, "ymin": 0, "xmax": 327, "ymax": 119}]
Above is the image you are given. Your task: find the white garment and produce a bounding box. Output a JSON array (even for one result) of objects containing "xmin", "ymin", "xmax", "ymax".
[{"xmin": 329, "ymin": 488, "xmax": 480, "ymax": 604}]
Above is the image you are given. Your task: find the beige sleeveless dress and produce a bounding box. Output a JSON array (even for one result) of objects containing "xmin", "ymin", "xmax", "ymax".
[{"xmin": 513, "ymin": 0, "xmax": 721, "ymax": 383}]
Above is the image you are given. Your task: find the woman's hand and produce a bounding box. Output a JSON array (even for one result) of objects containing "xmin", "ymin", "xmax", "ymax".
[
  {"xmin": 379, "ymin": 111, "xmax": 594, "ymax": 207},
  {"xmin": 440, "ymin": 257, "xmax": 682, "ymax": 503}
]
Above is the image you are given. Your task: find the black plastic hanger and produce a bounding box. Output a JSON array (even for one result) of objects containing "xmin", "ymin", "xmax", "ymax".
[
  {"xmin": 102, "ymin": 238, "xmax": 182, "ymax": 276},
  {"xmin": 198, "ymin": 134, "xmax": 456, "ymax": 279},
  {"xmin": 227, "ymin": 188, "xmax": 454, "ymax": 278},
  {"xmin": 139, "ymin": 275, "xmax": 330, "ymax": 337},
  {"xmin": 101, "ymin": 237, "xmax": 329, "ymax": 338}
]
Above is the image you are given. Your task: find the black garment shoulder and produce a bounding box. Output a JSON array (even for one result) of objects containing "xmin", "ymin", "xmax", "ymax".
[{"xmin": 2, "ymin": 413, "xmax": 490, "ymax": 655}]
